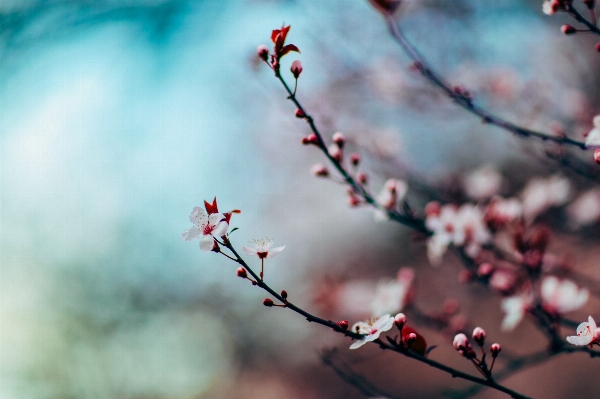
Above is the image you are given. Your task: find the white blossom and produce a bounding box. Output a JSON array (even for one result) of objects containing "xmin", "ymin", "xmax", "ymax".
[
  {"xmin": 350, "ymin": 314, "xmax": 395, "ymax": 349},
  {"xmin": 566, "ymin": 316, "xmax": 598, "ymax": 346},
  {"xmin": 182, "ymin": 207, "xmax": 228, "ymax": 252}
]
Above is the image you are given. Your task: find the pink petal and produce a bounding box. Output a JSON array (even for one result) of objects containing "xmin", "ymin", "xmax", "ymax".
[
  {"xmin": 199, "ymin": 235, "xmax": 215, "ymax": 252},
  {"xmin": 182, "ymin": 226, "xmax": 202, "ymax": 241}
]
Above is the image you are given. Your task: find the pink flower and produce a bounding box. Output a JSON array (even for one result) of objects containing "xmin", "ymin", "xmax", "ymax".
[
  {"xmin": 182, "ymin": 207, "xmax": 229, "ymax": 252},
  {"xmin": 242, "ymin": 238, "xmax": 285, "ymax": 259},
  {"xmin": 541, "ymin": 276, "xmax": 589, "ymax": 315},
  {"xmin": 350, "ymin": 314, "xmax": 395, "ymax": 349},
  {"xmin": 567, "ymin": 188, "xmax": 600, "ymax": 228},
  {"xmin": 566, "ymin": 316, "xmax": 598, "ymax": 346},
  {"xmin": 373, "ymin": 179, "xmax": 408, "ymax": 221}
]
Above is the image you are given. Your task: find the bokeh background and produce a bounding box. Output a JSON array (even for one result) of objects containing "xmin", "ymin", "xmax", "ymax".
[{"xmin": 2, "ymin": 0, "xmax": 600, "ymax": 398}]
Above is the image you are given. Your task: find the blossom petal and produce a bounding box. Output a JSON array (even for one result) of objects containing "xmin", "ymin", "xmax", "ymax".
[
  {"xmin": 567, "ymin": 334, "xmax": 593, "ymax": 346},
  {"xmin": 590, "ymin": 316, "xmax": 597, "ymax": 332},
  {"xmin": 189, "ymin": 206, "xmax": 207, "ymax": 226},
  {"xmin": 266, "ymin": 246, "xmax": 286, "ymax": 258},
  {"xmin": 349, "ymin": 338, "xmax": 368, "ymax": 350},
  {"xmin": 199, "ymin": 235, "xmax": 214, "ymax": 252},
  {"xmin": 242, "ymin": 246, "xmax": 258, "ymax": 256},
  {"xmin": 585, "ymin": 128, "xmax": 600, "ymax": 149},
  {"xmin": 182, "ymin": 226, "xmax": 202, "ymax": 241},
  {"xmin": 208, "ymin": 212, "xmax": 225, "ymax": 227},
  {"xmin": 375, "ymin": 314, "xmax": 395, "ymax": 332},
  {"xmin": 211, "ymin": 221, "xmax": 229, "ymax": 237}
]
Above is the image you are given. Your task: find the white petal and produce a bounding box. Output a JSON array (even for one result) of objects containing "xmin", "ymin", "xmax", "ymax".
[
  {"xmin": 189, "ymin": 206, "xmax": 208, "ymax": 226},
  {"xmin": 350, "ymin": 321, "xmax": 370, "ymax": 335},
  {"xmin": 594, "ymin": 115, "xmax": 600, "ymax": 130},
  {"xmin": 208, "ymin": 212, "xmax": 225, "ymax": 226},
  {"xmin": 541, "ymin": 276, "xmax": 558, "ymax": 303},
  {"xmin": 585, "ymin": 128, "xmax": 600, "ymax": 149},
  {"xmin": 350, "ymin": 338, "xmax": 368, "ymax": 350},
  {"xmin": 590, "ymin": 316, "xmax": 597, "ymax": 332},
  {"xmin": 427, "ymin": 234, "xmax": 450, "ymax": 267},
  {"xmin": 199, "ymin": 235, "xmax": 214, "ymax": 252},
  {"xmin": 375, "ymin": 315, "xmax": 395, "ymax": 332},
  {"xmin": 182, "ymin": 226, "xmax": 202, "ymax": 241},
  {"xmin": 211, "ymin": 221, "xmax": 229, "ymax": 237},
  {"xmin": 266, "ymin": 246, "xmax": 286, "ymax": 258},
  {"xmin": 242, "ymin": 246, "xmax": 258, "ymax": 256},
  {"xmin": 566, "ymin": 334, "xmax": 593, "ymax": 346}
]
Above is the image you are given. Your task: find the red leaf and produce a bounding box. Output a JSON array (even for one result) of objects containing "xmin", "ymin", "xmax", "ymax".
[
  {"xmin": 279, "ymin": 44, "xmax": 300, "ymax": 58},
  {"xmin": 271, "ymin": 29, "xmax": 281, "ymax": 43}
]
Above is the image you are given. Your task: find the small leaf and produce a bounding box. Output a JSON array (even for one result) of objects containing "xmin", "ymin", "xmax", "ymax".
[
  {"xmin": 229, "ymin": 227, "xmax": 239, "ymax": 235},
  {"xmin": 425, "ymin": 345, "xmax": 438, "ymax": 357},
  {"xmin": 386, "ymin": 335, "xmax": 398, "ymax": 347},
  {"xmin": 279, "ymin": 44, "xmax": 300, "ymax": 57}
]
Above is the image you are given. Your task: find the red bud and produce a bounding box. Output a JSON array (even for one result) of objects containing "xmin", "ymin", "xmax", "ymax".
[
  {"xmin": 338, "ymin": 320, "xmax": 349, "ymax": 331},
  {"xmin": 561, "ymin": 24, "xmax": 576, "ymax": 35},
  {"xmin": 236, "ymin": 267, "xmax": 247, "ymax": 278},
  {"xmin": 281, "ymin": 290, "xmax": 288, "ymax": 299},
  {"xmin": 263, "ymin": 298, "xmax": 274, "ymax": 307}
]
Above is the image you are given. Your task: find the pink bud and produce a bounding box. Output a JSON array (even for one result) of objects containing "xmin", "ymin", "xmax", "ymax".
[
  {"xmin": 295, "ymin": 109, "xmax": 306, "ymax": 118},
  {"xmin": 394, "ymin": 313, "xmax": 407, "ymax": 330},
  {"xmin": 236, "ymin": 267, "xmax": 247, "ymax": 278},
  {"xmin": 490, "ymin": 343, "xmax": 501, "ymax": 357},
  {"xmin": 561, "ymin": 24, "xmax": 576, "ymax": 35},
  {"xmin": 311, "ymin": 163, "xmax": 329, "ymax": 177},
  {"xmin": 350, "ymin": 152, "xmax": 361, "ymax": 166},
  {"xmin": 290, "ymin": 60, "xmax": 303, "ymax": 78},
  {"xmin": 263, "ymin": 298, "xmax": 274, "ymax": 307},
  {"xmin": 453, "ymin": 333, "xmax": 468, "ymax": 350},
  {"xmin": 357, "ymin": 172, "xmax": 368, "ymax": 185},
  {"xmin": 443, "ymin": 298, "xmax": 459, "ymax": 315},
  {"xmin": 477, "ymin": 262, "xmax": 494, "ymax": 277},
  {"xmin": 594, "ymin": 149, "xmax": 600, "ymax": 164},
  {"xmin": 348, "ymin": 194, "xmax": 361, "ymax": 207},
  {"xmin": 332, "ymin": 132, "xmax": 345, "ymax": 147},
  {"xmin": 338, "ymin": 320, "xmax": 349, "ymax": 331},
  {"xmin": 328, "ymin": 144, "xmax": 343, "ymax": 163},
  {"xmin": 458, "ymin": 270, "xmax": 474, "ymax": 284},
  {"xmin": 472, "ymin": 327, "xmax": 486, "ymax": 346},
  {"xmin": 256, "ymin": 45, "xmax": 269, "ymax": 61},
  {"xmin": 302, "ymin": 133, "xmax": 318, "ymax": 145},
  {"xmin": 280, "ymin": 290, "xmax": 288, "ymax": 299},
  {"xmin": 424, "ymin": 201, "xmax": 441, "ymax": 217},
  {"xmin": 405, "ymin": 332, "xmax": 417, "ymax": 346}
]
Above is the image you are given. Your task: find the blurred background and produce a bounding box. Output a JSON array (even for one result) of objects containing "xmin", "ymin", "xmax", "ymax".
[{"xmin": 2, "ymin": 0, "xmax": 600, "ymax": 398}]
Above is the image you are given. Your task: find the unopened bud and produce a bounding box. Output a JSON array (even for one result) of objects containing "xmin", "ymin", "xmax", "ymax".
[
  {"xmin": 338, "ymin": 320, "xmax": 349, "ymax": 331},
  {"xmin": 295, "ymin": 109, "xmax": 306, "ymax": 118},
  {"xmin": 594, "ymin": 149, "xmax": 600, "ymax": 164},
  {"xmin": 311, "ymin": 163, "xmax": 329, "ymax": 177},
  {"xmin": 394, "ymin": 313, "xmax": 407, "ymax": 330},
  {"xmin": 490, "ymin": 343, "xmax": 501, "ymax": 357},
  {"xmin": 328, "ymin": 144, "xmax": 343, "ymax": 162},
  {"xmin": 472, "ymin": 327, "xmax": 486, "ymax": 346},
  {"xmin": 332, "ymin": 132, "xmax": 345, "ymax": 148},
  {"xmin": 561, "ymin": 24, "xmax": 576, "ymax": 35},
  {"xmin": 263, "ymin": 298, "xmax": 274, "ymax": 307},
  {"xmin": 236, "ymin": 267, "xmax": 247, "ymax": 278},
  {"xmin": 404, "ymin": 332, "xmax": 417, "ymax": 347},
  {"xmin": 256, "ymin": 45, "xmax": 269, "ymax": 61},
  {"xmin": 280, "ymin": 290, "xmax": 288, "ymax": 299},
  {"xmin": 350, "ymin": 152, "xmax": 361, "ymax": 166},
  {"xmin": 348, "ymin": 194, "xmax": 361, "ymax": 207},
  {"xmin": 301, "ymin": 133, "xmax": 318, "ymax": 145},
  {"xmin": 453, "ymin": 333, "xmax": 469, "ymax": 351},
  {"xmin": 477, "ymin": 262, "xmax": 494, "ymax": 277},
  {"xmin": 290, "ymin": 60, "xmax": 303, "ymax": 78},
  {"xmin": 354, "ymin": 173, "xmax": 367, "ymax": 185}
]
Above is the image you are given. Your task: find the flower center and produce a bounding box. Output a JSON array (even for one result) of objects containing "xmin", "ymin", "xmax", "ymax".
[
  {"xmin": 257, "ymin": 251, "xmax": 268, "ymax": 259},
  {"xmin": 202, "ymin": 223, "xmax": 213, "ymax": 235}
]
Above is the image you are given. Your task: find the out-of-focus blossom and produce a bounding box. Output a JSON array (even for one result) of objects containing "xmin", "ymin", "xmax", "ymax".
[
  {"xmin": 242, "ymin": 238, "xmax": 285, "ymax": 259},
  {"xmin": 567, "ymin": 188, "xmax": 600, "ymax": 228},
  {"xmin": 501, "ymin": 293, "xmax": 533, "ymax": 331},
  {"xmin": 182, "ymin": 207, "xmax": 228, "ymax": 252},
  {"xmin": 485, "ymin": 197, "xmax": 522, "ymax": 228},
  {"xmin": 521, "ymin": 175, "xmax": 570, "ymax": 221},
  {"xmin": 350, "ymin": 314, "xmax": 394, "ymax": 349},
  {"xmin": 541, "ymin": 276, "xmax": 589, "ymax": 315},
  {"xmin": 425, "ymin": 203, "xmax": 491, "ymax": 266},
  {"xmin": 463, "ymin": 165, "xmax": 502, "ymax": 200},
  {"xmin": 370, "ymin": 268, "xmax": 414, "ymax": 317},
  {"xmin": 374, "ymin": 179, "xmax": 408, "ymax": 221},
  {"xmin": 566, "ymin": 316, "xmax": 598, "ymax": 346},
  {"xmin": 489, "ymin": 269, "xmax": 516, "ymax": 294},
  {"xmin": 584, "ymin": 115, "xmax": 600, "ymax": 149},
  {"xmin": 542, "ymin": 0, "xmax": 565, "ymax": 15}
]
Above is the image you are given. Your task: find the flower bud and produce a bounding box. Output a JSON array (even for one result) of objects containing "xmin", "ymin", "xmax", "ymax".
[
  {"xmin": 490, "ymin": 343, "xmax": 501, "ymax": 357},
  {"xmin": 311, "ymin": 163, "xmax": 329, "ymax": 177},
  {"xmin": 290, "ymin": 60, "xmax": 303, "ymax": 78},
  {"xmin": 302, "ymin": 133, "xmax": 318, "ymax": 145},
  {"xmin": 404, "ymin": 332, "xmax": 417, "ymax": 347},
  {"xmin": 350, "ymin": 152, "xmax": 361, "ymax": 166},
  {"xmin": 263, "ymin": 298, "xmax": 274, "ymax": 307},
  {"xmin": 596, "ymin": 43, "xmax": 600, "ymax": 53},
  {"xmin": 328, "ymin": 144, "xmax": 343, "ymax": 163},
  {"xmin": 280, "ymin": 290, "xmax": 288, "ymax": 299},
  {"xmin": 477, "ymin": 262, "xmax": 494, "ymax": 277},
  {"xmin": 458, "ymin": 270, "xmax": 474, "ymax": 284},
  {"xmin": 348, "ymin": 194, "xmax": 361, "ymax": 207},
  {"xmin": 594, "ymin": 149, "xmax": 600, "ymax": 164},
  {"xmin": 394, "ymin": 313, "xmax": 407, "ymax": 330},
  {"xmin": 561, "ymin": 24, "xmax": 576, "ymax": 35},
  {"xmin": 236, "ymin": 267, "xmax": 247, "ymax": 278},
  {"xmin": 338, "ymin": 320, "xmax": 349, "ymax": 331},
  {"xmin": 357, "ymin": 172, "xmax": 368, "ymax": 185},
  {"xmin": 472, "ymin": 327, "xmax": 486, "ymax": 346},
  {"xmin": 332, "ymin": 132, "xmax": 345, "ymax": 148},
  {"xmin": 453, "ymin": 333, "xmax": 469, "ymax": 350},
  {"xmin": 256, "ymin": 45, "xmax": 269, "ymax": 61},
  {"xmin": 295, "ymin": 109, "xmax": 306, "ymax": 118}
]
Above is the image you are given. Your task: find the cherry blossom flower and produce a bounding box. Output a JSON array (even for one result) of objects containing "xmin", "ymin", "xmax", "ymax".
[
  {"xmin": 370, "ymin": 267, "xmax": 414, "ymax": 317},
  {"xmin": 584, "ymin": 115, "xmax": 600, "ymax": 149},
  {"xmin": 485, "ymin": 197, "xmax": 522, "ymax": 228},
  {"xmin": 501, "ymin": 293, "xmax": 533, "ymax": 331},
  {"xmin": 425, "ymin": 203, "xmax": 491, "ymax": 266},
  {"xmin": 541, "ymin": 276, "xmax": 589, "ymax": 315},
  {"xmin": 521, "ymin": 175, "xmax": 570, "ymax": 222},
  {"xmin": 566, "ymin": 316, "xmax": 599, "ymax": 346},
  {"xmin": 242, "ymin": 238, "xmax": 285, "ymax": 259},
  {"xmin": 350, "ymin": 314, "xmax": 395, "ymax": 349},
  {"xmin": 182, "ymin": 207, "xmax": 228, "ymax": 252},
  {"xmin": 373, "ymin": 178, "xmax": 408, "ymax": 221},
  {"xmin": 463, "ymin": 165, "xmax": 502, "ymax": 200},
  {"xmin": 567, "ymin": 188, "xmax": 600, "ymax": 228}
]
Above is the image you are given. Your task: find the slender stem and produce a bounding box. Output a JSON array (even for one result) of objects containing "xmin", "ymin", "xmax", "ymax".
[
  {"xmin": 383, "ymin": 16, "xmax": 588, "ymax": 150},
  {"xmin": 260, "ymin": 258, "xmax": 264, "ymax": 280},
  {"xmin": 567, "ymin": 5, "xmax": 600, "ymax": 35}
]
